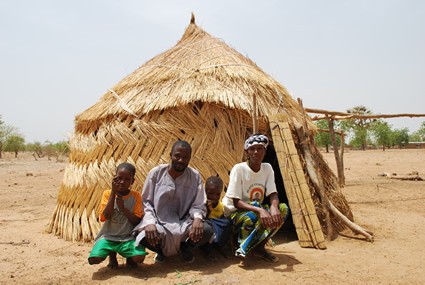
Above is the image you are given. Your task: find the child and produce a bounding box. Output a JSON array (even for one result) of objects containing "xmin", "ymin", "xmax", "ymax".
[
  {"xmin": 203, "ymin": 176, "xmax": 233, "ymax": 260},
  {"xmin": 88, "ymin": 163, "xmax": 146, "ymax": 268}
]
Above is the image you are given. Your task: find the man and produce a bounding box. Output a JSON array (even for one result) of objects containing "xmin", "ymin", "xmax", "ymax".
[{"xmin": 134, "ymin": 140, "xmax": 213, "ymax": 263}]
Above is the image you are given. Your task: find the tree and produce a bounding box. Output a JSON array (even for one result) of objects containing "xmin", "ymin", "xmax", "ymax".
[
  {"xmin": 392, "ymin": 128, "xmax": 409, "ymax": 149},
  {"xmin": 314, "ymin": 120, "xmax": 342, "ymax": 152},
  {"xmin": 348, "ymin": 127, "xmax": 369, "ymax": 149},
  {"xmin": 410, "ymin": 121, "xmax": 425, "ymax": 142},
  {"xmin": 0, "ymin": 116, "xmax": 18, "ymax": 159},
  {"xmin": 4, "ymin": 134, "xmax": 25, "ymax": 158},
  {"xmin": 43, "ymin": 140, "xmax": 70, "ymax": 162},
  {"xmin": 341, "ymin": 106, "xmax": 376, "ymax": 150},
  {"xmin": 43, "ymin": 141, "xmax": 55, "ymax": 160},
  {"xmin": 409, "ymin": 132, "xmax": 422, "ymax": 142},
  {"xmin": 314, "ymin": 120, "xmax": 332, "ymax": 152},
  {"xmin": 25, "ymin": 140, "xmax": 70, "ymax": 161},
  {"xmin": 370, "ymin": 120, "xmax": 393, "ymax": 151},
  {"xmin": 26, "ymin": 141, "xmax": 43, "ymax": 160},
  {"xmin": 53, "ymin": 140, "xmax": 70, "ymax": 157},
  {"xmin": 0, "ymin": 115, "xmax": 4, "ymax": 158}
]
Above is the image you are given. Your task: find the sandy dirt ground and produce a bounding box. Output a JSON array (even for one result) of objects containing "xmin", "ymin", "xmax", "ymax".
[{"xmin": 1, "ymin": 149, "xmax": 424, "ymax": 285}]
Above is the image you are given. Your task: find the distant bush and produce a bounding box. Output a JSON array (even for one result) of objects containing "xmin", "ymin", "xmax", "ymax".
[
  {"xmin": 4, "ymin": 134, "xmax": 25, "ymax": 158},
  {"xmin": 26, "ymin": 140, "xmax": 70, "ymax": 162}
]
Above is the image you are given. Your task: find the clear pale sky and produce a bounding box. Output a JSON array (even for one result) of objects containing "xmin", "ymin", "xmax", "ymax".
[{"xmin": 1, "ymin": 0, "xmax": 424, "ymax": 142}]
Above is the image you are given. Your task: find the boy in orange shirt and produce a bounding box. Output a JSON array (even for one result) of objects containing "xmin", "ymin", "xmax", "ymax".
[{"xmin": 88, "ymin": 163, "xmax": 146, "ymax": 268}]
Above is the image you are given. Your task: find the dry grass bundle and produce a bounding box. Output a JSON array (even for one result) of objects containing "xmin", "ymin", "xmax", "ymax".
[{"xmin": 48, "ymin": 14, "xmax": 354, "ymax": 248}]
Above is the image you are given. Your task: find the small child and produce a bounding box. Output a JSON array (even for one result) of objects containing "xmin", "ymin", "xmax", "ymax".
[
  {"xmin": 88, "ymin": 163, "xmax": 146, "ymax": 269},
  {"xmin": 203, "ymin": 176, "xmax": 233, "ymax": 260}
]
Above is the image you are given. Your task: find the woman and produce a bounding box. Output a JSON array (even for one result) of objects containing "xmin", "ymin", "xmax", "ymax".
[{"xmin": 223, "ymin": 134, "xmax": 290, "ymax": 262}]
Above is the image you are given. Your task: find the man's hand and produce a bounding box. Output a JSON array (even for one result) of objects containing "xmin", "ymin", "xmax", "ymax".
[
  {"xmin": 188, "ymin": 218, "xmax": 204, "ymax": 243},
  {"xmin": 144, "ymin": 224, "xmax": 160, "ymax": 246}
]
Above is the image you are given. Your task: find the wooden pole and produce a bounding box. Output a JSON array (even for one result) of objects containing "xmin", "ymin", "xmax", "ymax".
[
  {"xmin": 340, "ymin": 132, "xmax": 345, "ymax": 185},
  {"xmin": 252, "ymin": 93, "xmax": 258, "ymax": 133},
  {"xmin": 327, "ymin": 116, "xmax": 345, "ymax": 187},
  {"xmin": 305, "ymin": 108, "xmax": 425, "ymax": 121},
  {"xmin": 328, "ymin": 201, "xmax": 374, "ymax": 242},
  {"xmin": 297, "ymin": 98, "xmax": 309, "ymax": 133}
]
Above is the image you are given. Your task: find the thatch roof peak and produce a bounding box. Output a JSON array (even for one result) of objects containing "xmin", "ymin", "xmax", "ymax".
[
  {"xmin": 75, "ymin": 14, "xmax": 302, "ymax": 132},
  {"xmin": 190, "ymin": 12, "xmax": 195, "ymax": 24}
]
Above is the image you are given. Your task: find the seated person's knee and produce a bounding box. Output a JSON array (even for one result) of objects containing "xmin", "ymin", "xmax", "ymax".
[
  {"xmin": 88, "ymin": 256, "xmax": 105, "ymax": 265},
  {"xmin": 203, "ymin": 221, "xmax": 214, "ymax": 239},
  {"xmin": 130, "ymin": 255, "xmax": 145, "ymax": 264},
  {"xmin": 245, "ymin": 211, "xmax": 259, "ymax": 224}
]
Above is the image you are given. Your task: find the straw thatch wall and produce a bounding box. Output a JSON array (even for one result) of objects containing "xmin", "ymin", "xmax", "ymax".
[{"xmin": 48, "ymin": 14, "xmax": 352, "ymax": 246}]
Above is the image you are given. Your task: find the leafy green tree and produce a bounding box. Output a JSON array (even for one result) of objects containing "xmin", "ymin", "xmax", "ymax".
[
  {"xmin": 314, "ymin": 119, "xmax": 342, "ymax": 152},
  {"xmin": 0, "ymin": 117, "xmax": 18, "ymax": 159},
  {"xmin": 0, "ymin": 115, "xmax": 4, "ymax": 158},
  {"xmin": 417, "ymin": 122, "xmax": 425, "ymax": 140},
  {"xmin": 349, "ymin": 128, "xmax": 369, "ymax": 149},
  {"xmin": 0, "ymin": 116, "xmax": 3, "ymax": 157},
  {"xmin": 4, "ymin": 134, "xmax": 25, "ymax": 158},
  {"xmin": 370, "ymin": 120, "xmax": 393, "ymax": 151},
  {"xmin": 392, "ymin": 128, "xmax": 409, "ymax": 148},
  {"xmin": 26, "ymin": 141, "xmax": 43, "ymax": 155},
  {"xmin": 409, "ymin": 132, "xmax": 422, "ymax": 142},
  {"xmin": 410, "ymin": 122, "xmax": 425, "ymax": 142},
  {"xmin": 341, "ymin": 106, "xmax": 376, "ymax": 150},
  {"xmin": 314, "ymin": 120, "xmax": 332, "ymax": 152}
]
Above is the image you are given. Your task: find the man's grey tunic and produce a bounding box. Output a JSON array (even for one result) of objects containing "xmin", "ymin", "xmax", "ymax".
[{"xmin": 134, "ymin": 164, "xmax": 206, "ymax": 256}]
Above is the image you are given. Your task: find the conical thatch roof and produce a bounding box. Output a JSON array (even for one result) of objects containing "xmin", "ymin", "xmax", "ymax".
[
  {"xmin": 75, "ymin": 13, "xmax": 305, "ymax": 131},
  {"xmin": 48, "ymin": 14, "xmax": 353, "ymax": 248}
]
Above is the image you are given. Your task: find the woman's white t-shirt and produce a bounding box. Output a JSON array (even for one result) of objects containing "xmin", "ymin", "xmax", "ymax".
[{"xmin": 222, "ymin": 162, "xmax": 277, "ymax": 217}]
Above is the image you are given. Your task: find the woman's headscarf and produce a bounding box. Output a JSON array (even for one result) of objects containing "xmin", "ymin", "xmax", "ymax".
[{"xmin": 244, "ymin": 134, "xmax": 269, "ymax": 150}]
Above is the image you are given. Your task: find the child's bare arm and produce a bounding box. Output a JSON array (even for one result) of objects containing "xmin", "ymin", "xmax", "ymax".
[
  {"xmin": 102, "ymin": 192, "xmax": 116, "ymax": 220},
  {"xmin": 116, "ymin": 195, "xmax": 141, "ymax": 226},
  {"xmin": 103, "ymin": 176, "xmax": 120, "ymax": 220}
]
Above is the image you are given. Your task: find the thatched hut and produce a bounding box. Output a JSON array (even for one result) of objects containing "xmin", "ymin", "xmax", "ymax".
[{"xmin": 48, "ymin": 14, "xmax": 359, "ymax": 249}]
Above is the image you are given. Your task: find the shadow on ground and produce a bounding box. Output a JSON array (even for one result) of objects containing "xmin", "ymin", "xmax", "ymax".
[{"xmin": 91, "ymin": 228, "xmax": 301, "ymax": 281}]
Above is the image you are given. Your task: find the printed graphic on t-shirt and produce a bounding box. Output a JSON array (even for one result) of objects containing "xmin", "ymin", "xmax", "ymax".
[
  {"xmin": 111, "ymin": 209, "xmax": 127, "ymax": 225},
  {"xmin": 248, "ymin": 183, "xmax": 265, "ymax": 203}
]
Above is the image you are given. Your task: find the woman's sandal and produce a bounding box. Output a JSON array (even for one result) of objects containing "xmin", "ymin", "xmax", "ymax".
[{"xmin": 255, "ymin": 250, "xmax": 279, "ymax": 263}]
